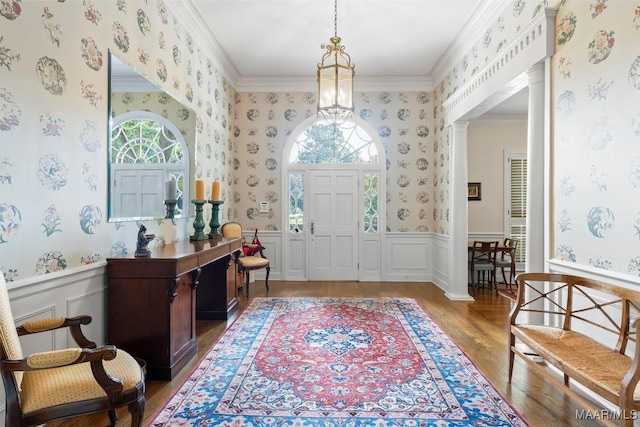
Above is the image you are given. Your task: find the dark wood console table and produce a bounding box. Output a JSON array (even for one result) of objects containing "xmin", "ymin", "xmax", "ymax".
[{"xmin": 106, "ymin": 237, "xmax": 242, "ymax": 380}]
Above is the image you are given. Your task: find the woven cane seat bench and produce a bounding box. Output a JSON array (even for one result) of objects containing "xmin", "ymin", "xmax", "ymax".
[{"xmin": 509, "ymin": 273, "xmax": 640, "ymax": 427}]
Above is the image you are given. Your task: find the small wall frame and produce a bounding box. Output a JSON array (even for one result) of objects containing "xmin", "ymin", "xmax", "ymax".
[{"xmin": 468, "ymin": 182, "xmax": 481, "ymax": 201}]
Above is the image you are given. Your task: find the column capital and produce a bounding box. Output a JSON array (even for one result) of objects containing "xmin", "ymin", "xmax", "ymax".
[
  {"xmin": 527, "ymin": 62, "xmax": 545, "ymax": 85},
  {"xmin": 453, "ymin": 121, "xmax": 469, "ymax": 133}
]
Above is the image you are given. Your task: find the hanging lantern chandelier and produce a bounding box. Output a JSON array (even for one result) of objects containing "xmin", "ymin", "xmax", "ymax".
[{"xmin": 317, "ymin": 0, "xmax": 355, "ymax": 120}]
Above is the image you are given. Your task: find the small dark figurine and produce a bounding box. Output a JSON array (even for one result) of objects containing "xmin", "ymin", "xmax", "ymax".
[{"xmin": 134, "ymin": 225, "xmax": 154, "ymax": 257}]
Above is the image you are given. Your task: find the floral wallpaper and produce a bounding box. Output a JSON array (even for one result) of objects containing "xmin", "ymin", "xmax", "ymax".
[
  {"xmin": 433, "ymin": 0, "xmax": 640, "ymax": 277},
  {"xmin": 551, "ymin": 0, "xmax": 640, "ymax": 275},
  {"xmin": 233, "ymin": 91, "xmax": 434, "ymax": 232},
  {"xmin": 1, "ymin": 0, "xmax": 638, "ymax": 283},
  {"xmin": 0, "ymin": 0, "xmax": 235, "ymax": 281}
]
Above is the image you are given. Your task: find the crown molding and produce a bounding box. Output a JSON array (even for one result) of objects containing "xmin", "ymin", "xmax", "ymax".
[
  {"xmin": 234, "ymin": 76, "xmax": 315, "ymax": 93},
  {"xmin": 169, "ymin": 0, "xmax": 495, "ymax": 93},
  {"xmin": 355, "ymin": 76, "xmax": 434, "ymax": 92},
  {"xmin": 431, "ymin": 0, "xmax": 511, "ymax": 87},
  {"xmin": 235, "ymin": 75, "xmax": 434, "ymax": 93},
  {"xmin": 167, "ymin": 0, "xmax": 240, "ymax": 85},
  {"xmin": 111, "ymin": 76, "xmax": 162, "ymax": 92}
]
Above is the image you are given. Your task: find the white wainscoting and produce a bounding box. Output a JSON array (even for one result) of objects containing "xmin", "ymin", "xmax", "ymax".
[
  {"xmin": 275, "ymin": 231, "xmax": 436, "ymax": 283},
  {"xmin": 431, "ymin": 234, "xmax": 451, "ymax": 291},
  {"xmin": 547, "ymin": 259, "xmax": 640, "ymax": 289},
  {"xmin": 383, "ymin": 233, "xmax": 432, "ymax": 282},
  {"xmin": 8, "ymin": 264, "xmax": 108, "ymax": 350},
  {"xmin": 360, "ymin": 235, "xmax": 382, "ymax": 282},
  {"xmin": 284, "ymin": 231, "xmax": 305, "ymax": 281}
]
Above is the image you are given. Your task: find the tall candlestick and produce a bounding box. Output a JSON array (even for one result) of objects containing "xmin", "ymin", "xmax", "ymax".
[
  {"xmin": 164, "ymin": 199, "xmax": 177, "ymax": 219},
  {"xmin": 211, "ymin": 181, "xmax": 220, "ymax": 201},
  {"xmin": 208, "ymin": 200, "xmax": 224, "ymax": 239},
  {"xmin": 190, "ymin": 199, "xmax": 207, "ymax": 241},
  {"xmin": 166, "ymin": 179, "xmax": 177, "ymax": 200},
  {"xmin": 195, "ymin": 179, "xmax": 204, "ymax": 200}
]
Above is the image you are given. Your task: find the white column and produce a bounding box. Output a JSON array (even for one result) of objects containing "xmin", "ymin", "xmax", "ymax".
[
  {"xmin": 526, "ymin": 62, "xmax": 546, "ymax": 274},
  {"xmin": 446, "ymin": 121, "xmax": 474, "ymax": 301}
]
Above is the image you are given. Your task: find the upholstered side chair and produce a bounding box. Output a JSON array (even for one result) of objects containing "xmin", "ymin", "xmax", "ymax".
[
  {"xmin": 0, "ymin": 272, "xmax": 145, "ymax": 427},
  {"xmin": 221, "ymin": 222, "xmax": 270, "ymax": 297}
]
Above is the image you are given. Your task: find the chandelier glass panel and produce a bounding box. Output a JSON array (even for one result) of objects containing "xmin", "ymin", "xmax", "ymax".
[{"xmin": 317, "ymin": 0, "xmax": 354, "ymax": 119}]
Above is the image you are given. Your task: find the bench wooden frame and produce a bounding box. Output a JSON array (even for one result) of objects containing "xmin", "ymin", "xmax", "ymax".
[{"xmin": 509, "ymin": 273, "xmax": 640, "ymax": 427}]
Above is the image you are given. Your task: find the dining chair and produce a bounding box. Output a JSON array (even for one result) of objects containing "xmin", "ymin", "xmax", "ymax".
[
  {"xmin": 221, "ymin": 222, "xmax": 270, "ymax": 297},
  {"xmin": 469, "ymin": 241, "xmax": 499, "ymax": 296},
  {"xmin": 496, "ymin": 238, "xmax": 519, "ymax": 289},
  {"xmin": 0, "ymin": 272, "xmax": 146, "ymax": 427}
]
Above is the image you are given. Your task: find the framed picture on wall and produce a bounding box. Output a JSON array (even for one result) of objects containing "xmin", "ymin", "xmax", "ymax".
[{"xmin": 468, "ymin": 182, "xmax": 481, "ymax": 201}]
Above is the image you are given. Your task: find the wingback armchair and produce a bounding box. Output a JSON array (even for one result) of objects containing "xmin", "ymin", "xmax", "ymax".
[{"xmin": 0, "ymin": 273, "xmax": 145, "ymax": 427}]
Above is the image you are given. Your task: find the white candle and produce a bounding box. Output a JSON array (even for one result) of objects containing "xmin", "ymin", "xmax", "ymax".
[{"xmin": 166, "ymin": 179, "xmax": 177, "ymax": 200}]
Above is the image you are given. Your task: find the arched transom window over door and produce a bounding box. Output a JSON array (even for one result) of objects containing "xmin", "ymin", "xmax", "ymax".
[
  {"xmin": 284, "ymin": 118, "xmax": 385, "ymax": 282},
  {"xmin": 289, "ymin": 119, "xmax": 379, "ymax": 165}
]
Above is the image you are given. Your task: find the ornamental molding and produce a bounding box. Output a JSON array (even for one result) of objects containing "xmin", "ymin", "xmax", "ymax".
[{"xmin": 443, "ymin": 8, "xmax": 557, "ymax": 123}]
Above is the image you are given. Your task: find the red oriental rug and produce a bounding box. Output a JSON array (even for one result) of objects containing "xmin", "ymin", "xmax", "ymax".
[{"xmin": 148, "ymin": 298, "xmax": 528, "ymax": 426}]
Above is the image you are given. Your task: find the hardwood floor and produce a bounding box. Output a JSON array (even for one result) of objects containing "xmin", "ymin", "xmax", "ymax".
[{"xmin": 46, "ymin": 281, "xmax": 613, "ymax": 427}]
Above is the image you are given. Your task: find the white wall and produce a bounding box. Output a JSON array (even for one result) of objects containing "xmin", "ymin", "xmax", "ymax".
[{"xmin": 467, "ymin": 119, "xmax": 527, "ymax": 234}]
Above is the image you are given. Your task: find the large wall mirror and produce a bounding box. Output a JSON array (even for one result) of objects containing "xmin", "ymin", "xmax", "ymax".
[{"xmin": 108, "ymin": 51, "xmax": 195, "ymax": 221}]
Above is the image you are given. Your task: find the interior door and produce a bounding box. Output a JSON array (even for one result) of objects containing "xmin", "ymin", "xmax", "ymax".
[
  {"xmin": 111, "ymin": 166, "xmax": 164, "ymax": 218},
  {"xmin": 308, "ymin": 170, "xmax": 359, "ymax": 280}
]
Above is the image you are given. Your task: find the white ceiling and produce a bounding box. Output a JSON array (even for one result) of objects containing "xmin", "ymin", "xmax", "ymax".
[
  {"xmin": 190, "ymin": 0, "xmax": 484, "ymax": 81},
  {"xmin": 184, "ymin": 0, "xmax": 527, "ymax": 115},
  {"xmin": 127, "ymin": 0, "xmax": 527, "ymax": 115}
]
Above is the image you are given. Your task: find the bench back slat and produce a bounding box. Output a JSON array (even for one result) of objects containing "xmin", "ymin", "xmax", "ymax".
[{"xmin": 512, "ymin": 273, "xmax": 640, "ymax": 355}]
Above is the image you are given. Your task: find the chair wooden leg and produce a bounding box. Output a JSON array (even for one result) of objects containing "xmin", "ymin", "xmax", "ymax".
[
  {"xmin": 471, "ymin": 271, "xmax": 478, "ymax": 296},
  {"xmin": 245, "ymin": 271, "xmax": 250, "ymax": 297},
  {"xmin": 108, "ymin": 409, "xmax": 117, "ymax": 426},
  {"xmin": 128, "ymin": 396, "xmax": 145, "ymax": 427},
  {"xmin": 508, "ymin": 335, "xmax": 516, "ymax": 382},
  {"xmin": 265, "ymin": 266, "xmax": 270, "ymax": 291}
]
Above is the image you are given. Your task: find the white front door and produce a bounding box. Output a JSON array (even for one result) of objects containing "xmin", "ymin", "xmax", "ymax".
[{"xmin": 308, "ymin": 170, "xmax": 359, "ymax": 280}]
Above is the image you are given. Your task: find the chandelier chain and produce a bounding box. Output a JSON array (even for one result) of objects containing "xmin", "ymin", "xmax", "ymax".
[
  {"xmin": 317, "ymin": 0, "xmax": 354, "ymax": 120},
  {"xmin": 333, "ymin": 0, "xmax": 338, "ymax": 37}
]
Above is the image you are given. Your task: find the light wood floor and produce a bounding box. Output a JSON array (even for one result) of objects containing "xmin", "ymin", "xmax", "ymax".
[{"xmin": 47, "ymin": 281, "xmax": 613, "ymax": 427}]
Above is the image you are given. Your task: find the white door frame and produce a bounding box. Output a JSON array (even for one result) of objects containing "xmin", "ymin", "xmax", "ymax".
[{"xmin": 282, "ymin": 116, "xmax": 386, "ymax": 281}]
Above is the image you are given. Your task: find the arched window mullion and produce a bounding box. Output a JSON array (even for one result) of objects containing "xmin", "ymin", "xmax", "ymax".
[{"xmin": 290, "ymin": 118, "xmax": 378, "ymax": 165}]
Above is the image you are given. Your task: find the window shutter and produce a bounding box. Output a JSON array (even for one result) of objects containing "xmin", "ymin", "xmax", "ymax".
[
  {"xmin": 510, "ymin": 159, "xmax": 527, "ymax": 218},
  {"xmin": 507, "ymin": 156, "xmax": 527, "ymax": 263}
]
